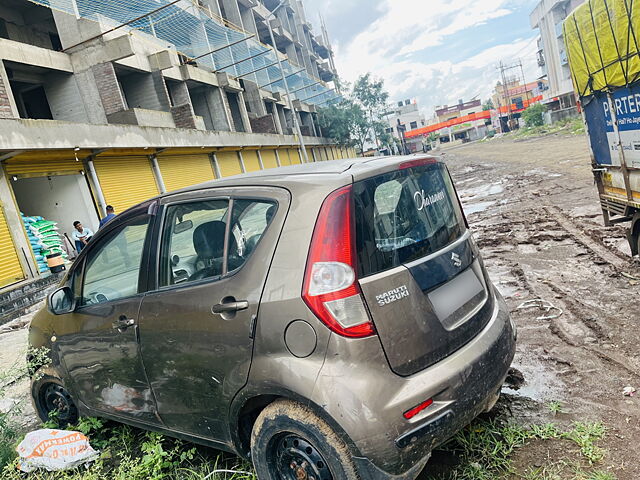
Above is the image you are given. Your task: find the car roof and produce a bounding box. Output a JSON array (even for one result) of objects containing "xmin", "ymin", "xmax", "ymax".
[{"xmin": 166, "ymin": 154, "xmax": 441, "ymax": 196}]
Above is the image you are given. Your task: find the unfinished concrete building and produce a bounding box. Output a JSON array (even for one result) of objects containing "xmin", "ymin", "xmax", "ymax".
[{"xmin": 0, "ymin": 0, "xmax": 351, "ymax": 296}]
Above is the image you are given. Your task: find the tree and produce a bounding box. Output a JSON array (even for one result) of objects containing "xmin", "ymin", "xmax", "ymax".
[
  {"xmin": 317, "ymin": 73, "xmax": 392, "ymax": 155},
  {"xmin": 482, "ymin": 99, "xmax": 494, "ymax": 111},
  {"xmin": 352, "ymin": 73, "xmax": 390, "ymax": 148},
  {"xmin": 522, "ymin": 103, "xmax": 547, "ymax": 127},
  {"xmin": 317, "ymin": 100, "xmax": 371, "ymax": 153}
]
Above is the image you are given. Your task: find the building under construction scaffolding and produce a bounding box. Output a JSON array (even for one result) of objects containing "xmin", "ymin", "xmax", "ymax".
[{"xmin": 0, "ymin": 0, "xmax": 352, "ymax": 291}]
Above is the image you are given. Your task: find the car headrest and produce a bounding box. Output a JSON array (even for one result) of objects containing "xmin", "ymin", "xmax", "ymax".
[{"xmin": 193, "ymin": 220, "xmax": 226, "ymax": 259}]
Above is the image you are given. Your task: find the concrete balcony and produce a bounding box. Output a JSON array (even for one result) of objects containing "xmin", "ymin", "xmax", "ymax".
[
  {"xmin": 107, "ymin": 108, "xmax": 176, "ymax": 128},
  {"xmin": 216, "ymin": 71, "xmax": 243, "ymax": 92}
]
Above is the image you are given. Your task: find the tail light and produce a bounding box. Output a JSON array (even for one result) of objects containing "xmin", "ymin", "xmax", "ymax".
[{"xmin": 302, "ymin": 185, "xmax": 375, "ymax": 338}]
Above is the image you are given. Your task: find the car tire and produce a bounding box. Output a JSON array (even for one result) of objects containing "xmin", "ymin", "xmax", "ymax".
[
  {"xmin": 31, "ymin": 370, "xmax": 79, "ymax": 427},
  {"xmin": 251, "ymin": 399, "xmax": 359, "ymax": 480}
]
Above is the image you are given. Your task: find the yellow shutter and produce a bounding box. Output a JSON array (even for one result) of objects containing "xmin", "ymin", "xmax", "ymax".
[
  {"xmin": 216, "ymin": 151, "xmax": 243, "ymax": 177},
  {"xmin": 4, "ymin": 152, "xmax": 87, "ymax": 177},
  {"xmin": 289, "ymin": 148, "xmax": 302, "ymax": 164},
  {"xmin": 241, "ymin": 150, "xmax": 261, "ymax": 172},
  {"xmin": 305, "ymin": 147, "xmax": 315, "ymax": 162},
  {"xmin": 0, "ymin": 205, "xmax": 24, "ymax": 288},
  {"xmin": 278, "ymin": 149, "xmax": 292, "ymax": 166},
  {"xmin": 260, "ymin": 150, "xmax": 278, "ymax": 169},
  {"xmin": 157, "ymin": 154, "xmax": 214, "ymax": 192},
  {"xmin": 93, "ymin": 156, "xmax": 159, "ymax": 213}
]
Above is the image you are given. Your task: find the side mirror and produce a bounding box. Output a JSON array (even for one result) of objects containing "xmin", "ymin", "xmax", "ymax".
[{"xmin": 48, "ymin": 286, "xmax": 76, "ymax": 315}]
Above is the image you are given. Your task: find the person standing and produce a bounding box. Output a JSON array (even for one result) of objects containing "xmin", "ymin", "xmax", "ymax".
[
  {"xmin": 72, "ymin": 221, "xmax": 94, "ymax": 253},
  {"xmin": 99, "ymin": 205, "xmax": 117, "ymax": 228}
]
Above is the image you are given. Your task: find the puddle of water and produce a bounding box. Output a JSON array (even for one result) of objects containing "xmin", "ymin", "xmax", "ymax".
[
  {"xmin": 463, "ymin": 201, "xmax": 496, "ymax": 215},
  {"xmin": 503, "ymin": 357, "xmax": 565, "ymax": 403},
  {"xmin": 459, "ymin": 182, "xmax": 504, "ymax": 200}
]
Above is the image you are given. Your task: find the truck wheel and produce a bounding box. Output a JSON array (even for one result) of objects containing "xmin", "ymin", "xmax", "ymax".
[
  {"xmin": 32, "ymin": 371, "xmax": 79, "ymax": 427},
  {"xmin": 251, "ymin": 399, "xmax": 358, "ymax": 480}
]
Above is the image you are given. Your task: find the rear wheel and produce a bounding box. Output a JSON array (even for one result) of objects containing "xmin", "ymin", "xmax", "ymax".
[
  {"xmin": 251, "ymin": 399, "xmax": 358, "ymax": 480},
  {"xmin": 32, "ymin": 373, "xmax": 79, "ymax": 426}
]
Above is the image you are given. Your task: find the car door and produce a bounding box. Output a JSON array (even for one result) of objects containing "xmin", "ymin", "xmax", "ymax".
[
  {"xmin": 138, "ymin": 187, "xmax": 290, "ymax": 443},
  {"xmin": 55, "ymin": 207, "xmax": 159, "ymax": 425}
]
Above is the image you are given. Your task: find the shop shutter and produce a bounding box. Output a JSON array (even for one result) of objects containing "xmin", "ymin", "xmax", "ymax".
[
  {"xmin": 4, "ymin": 152, "xmax": 87, "ymax": 177},
  {"xmin": 277, "ymin": 149, "xmax": 292, "ymax": 166},
  {"xmin": 0, "ymin": 205, "xmax": 24, "ymax": 288},
  {"xmin": 260, "ymin": 150, "xmax": 278, "ymax": 169},
  {"xmin": 289, "ymin": 148, "xmax": 302, "ymax": 164},
  {"xmin": 305, "ymin": 147, "xmax": 315, "ymax": 162},
  {"xmin": 93, "ymin": 156, "xmax": 159, "ymax": 213},
  {"xmin": 216, "ymin": 151, "xmax": 242, "ymax": 177},
  {"xmin": 157, "ymin": 154, "xmax": 215, "ymax": 192},
  {"xmin": 332, "ymin": 147, "xmax": 340, "ymax": 160},
  {"xmin": 241, "ymin": 150, "xmax": 262, "ymax": 172}
]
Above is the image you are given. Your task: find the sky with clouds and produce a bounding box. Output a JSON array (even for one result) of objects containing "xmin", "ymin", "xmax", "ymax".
[{"xmin": 304, "ymin": 0, "xmax": 542, "ymax": 119}]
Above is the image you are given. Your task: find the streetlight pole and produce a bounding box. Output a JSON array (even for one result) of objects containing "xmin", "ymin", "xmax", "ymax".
[{"xmin": 266, "ymin": 0, "xmax": 310, "ymax": 163}]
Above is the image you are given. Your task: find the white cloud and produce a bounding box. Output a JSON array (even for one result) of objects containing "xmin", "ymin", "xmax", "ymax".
[{"xmin": 332, "ymin": 0, "xmax": 539, "ymax": 117}]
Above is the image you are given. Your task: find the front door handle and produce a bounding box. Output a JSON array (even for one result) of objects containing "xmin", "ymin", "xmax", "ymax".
[
  {"xmin": 112, "ymin": 316, "xmax": 135, "ymax": 331},
  {"xmin": 212, "ymin": 300, "xmax": 249, "ymax": 315}
]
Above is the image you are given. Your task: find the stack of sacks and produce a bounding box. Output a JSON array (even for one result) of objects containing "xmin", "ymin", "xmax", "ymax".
[{"xmin": 21, "ymin": 214, "xmax": 68, "ymax": 273}]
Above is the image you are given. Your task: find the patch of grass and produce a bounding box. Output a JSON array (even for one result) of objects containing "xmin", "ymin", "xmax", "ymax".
[
  {"xmin": 511, "ymin": 117, "xmax": 585, "ymax": 139},
  {"xmin": 1, "ymin": 420, "xmax": 256, "ymax": 479},
  {"xmin": 426, "ymin": 418, "xmax": 610, "ymax": 480},
  {"xmin": 548, "ymin": 401, "xmax": 564, "ymax": 416},
  {"xmin": 0, "ymin": 347, "xmax": 51, "ymax": 470}
]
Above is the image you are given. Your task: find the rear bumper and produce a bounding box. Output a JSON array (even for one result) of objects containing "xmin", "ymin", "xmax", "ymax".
[{"xmin": 312, "ymin": 289, "xmax": 516, "ymax": 478}]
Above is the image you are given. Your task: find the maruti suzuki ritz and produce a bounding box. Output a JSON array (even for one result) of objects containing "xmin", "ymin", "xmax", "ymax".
[{"xmin": 29, "ymin": 155, "xmax": 516, "ymax": 480}]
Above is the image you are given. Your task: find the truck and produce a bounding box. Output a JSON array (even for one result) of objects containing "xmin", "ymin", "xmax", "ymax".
[{"xmin": 564, "ymin": 0, "xmax": 640, "ymax": 255}]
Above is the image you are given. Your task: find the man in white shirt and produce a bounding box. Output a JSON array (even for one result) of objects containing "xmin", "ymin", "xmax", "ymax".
[{"xmin": 72, "ymin": 221, "xmax": 94, "ymax": 252}]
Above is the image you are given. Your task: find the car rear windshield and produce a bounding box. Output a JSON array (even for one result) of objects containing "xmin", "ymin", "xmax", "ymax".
[{"xmin": 353, "ymin": 161, "xmax": 466, "ymax": 278}]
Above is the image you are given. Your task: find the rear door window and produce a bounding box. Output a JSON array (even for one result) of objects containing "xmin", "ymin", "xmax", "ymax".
[{"xmin": 354, "ymin": 161, "xmax": 466, "ymax": 277}]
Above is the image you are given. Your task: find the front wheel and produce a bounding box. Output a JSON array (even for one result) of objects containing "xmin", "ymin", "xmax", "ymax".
[
  {"xmin": 251, "ymin": 399, "xmax": 358, "ymax": 480},
  {"xmin": 31, "ymin": 371, "xmax": 79, "ymax": 427}
]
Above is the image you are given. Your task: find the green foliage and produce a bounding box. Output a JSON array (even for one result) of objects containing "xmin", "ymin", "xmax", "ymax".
[
  {"xmin": 0, "ymin": 347, "xmax": 51, "ymax": 470},
  {"xmin": 548, "ymin": 401, "xmax": 564, "ymax": 415},
  {"xmin": 523, "ymin": 103, "xmax": 547, "ymax": 127},
  {"xmin": 318, "ymin": 72, "xmax": 392, "ymax": 154},
  {"xmin": 483, "ymin": 99, "xmax": 495, "ymax": 111},
  {"xmin": 426, "ymin": 418, "xmax": 610, "ymax": 480},
  {"xmin": 512, "ymin": 116, "xmax": 585, "ymax": 139}
]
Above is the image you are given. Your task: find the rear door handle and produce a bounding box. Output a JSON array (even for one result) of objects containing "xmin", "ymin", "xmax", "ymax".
[
  {"xmin": 112, "ymin": 316, "xmax": 135, "ymax": 331},
  {"xmin": 212, "ymin": 300, "xmax": 249, "ymax": 314}
]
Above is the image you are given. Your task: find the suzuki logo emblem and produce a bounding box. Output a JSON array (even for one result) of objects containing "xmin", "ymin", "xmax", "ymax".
[{"xmin": 451, "ymin": 252, "xmax": 462, "ymax": 268}]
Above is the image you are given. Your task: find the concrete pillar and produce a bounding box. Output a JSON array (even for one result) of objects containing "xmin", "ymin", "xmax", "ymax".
[
  {"xmin": 168, "ymin": 82, "xmax": 197, "ymax": 129},
  {"xmin": 236, "ymin": 91, "xmax": 253, "ymax": 133},
  {"xmin": 219, "ymin": 0, "xmax": 243, "ymax": 27},
  {"xmin": 0, "ymin": 168, "xmax": 36, "ymax": 278},
  {"xmin": 242, "ymin": 80, "xmax": 267, "ymax": 117},
  {"xmin": 240, "ymin": 5, "xmax": 258, "ymax": 34},
  {"xmin": 207, "ymin": 88, "xmax": 234, "ymax": 131},
  {"xmin": 91, "ymin": 62, "xmax": 127, "ymax": 116},
  {"xmin": 0, "ymin": 62, "xmax": 19, "ymax": 119},
  {"xmin": 267, "ymin": 102, "xmax": 283, "ymax": 134}
]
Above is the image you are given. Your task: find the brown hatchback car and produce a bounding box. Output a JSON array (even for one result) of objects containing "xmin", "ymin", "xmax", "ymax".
[{"xmin": 29, "ymin": 155, "xmax": 516, "ymax": 480}]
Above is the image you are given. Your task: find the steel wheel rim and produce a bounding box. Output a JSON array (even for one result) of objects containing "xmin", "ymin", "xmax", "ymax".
[
  {"xmin": 40, "ymin": 383, "xmax": 76, "ymax": 424},
  {"xmin": 267, "ymin": 433, "xmax": 333, "ymax": 480}
]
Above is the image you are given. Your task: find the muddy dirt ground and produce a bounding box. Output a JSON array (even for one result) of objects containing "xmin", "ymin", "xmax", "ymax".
[
  {"xmin": 423, "ymin": 133, "xmax": 640, "ymax": 478},
  {"xmin": 1, "ymin": 133, "xmax": 639, "ymax": 478}
]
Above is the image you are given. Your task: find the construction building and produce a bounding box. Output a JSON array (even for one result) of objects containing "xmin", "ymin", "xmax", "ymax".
[
  {"xmin": 0, "ymin": 0, "xmax": 353, "ymax": 292},
  {"xmin": 433, "ymin": 99, "xmax": 488, "ymax": 142},
  {"xmin": 531, "ymin": 0, "xmax": 584, "ymax": 121},
  {"xmin": 491, "ymin": 78, "xmax": 547, "ymax": 131}
]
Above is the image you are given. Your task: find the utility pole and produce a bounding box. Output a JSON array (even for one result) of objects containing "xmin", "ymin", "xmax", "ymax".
[
  {"xmin": 266, "ymin": 0, "xmax": 310, "ymax": 163},
  {"xmin": 498, "ymin": 60, "xmax": 528, "ymax": 132}
]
